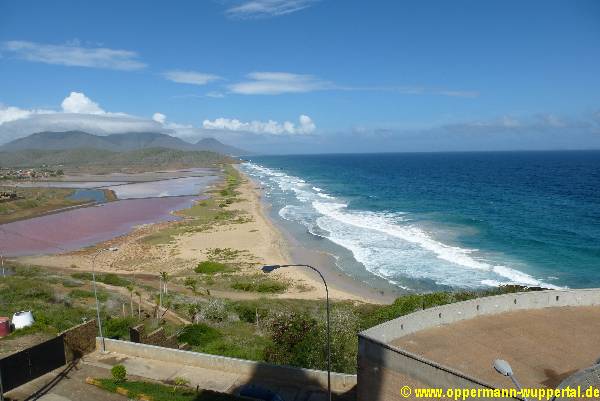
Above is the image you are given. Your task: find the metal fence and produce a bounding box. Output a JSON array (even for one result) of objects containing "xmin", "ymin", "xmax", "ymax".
[{"xmin": 0, "ymin": 335, "xmax": 66, "ymax": 393}]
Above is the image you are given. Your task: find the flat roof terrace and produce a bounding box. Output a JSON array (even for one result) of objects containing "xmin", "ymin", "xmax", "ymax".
[{"xmin": 391, "ymin": 305, "xmax": 600, "ymax": 389}]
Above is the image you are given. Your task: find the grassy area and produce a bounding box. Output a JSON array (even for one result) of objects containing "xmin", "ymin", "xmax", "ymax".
[
  {"xmin": 95, "ymin": 379, "xmax": 245, "ymax": 401},
  {"xmin": 1, "ymin": 261, "xmax": 533, "ymax": 375},
  {"xmin": 0, "ymin": 186, "xmax": 87, "ymax": 224},
  {"xmin": 194, "ymin": 261, "xmax": 234, "ymax": 274},
  {"xmin": 230, "ymin": 275, "xmax": 289, "ymax": 293},
  {"xmin": 0, "ymin": 263, "xmax": 142, "ymax": 354},
  {"xmin": 0, "ymin": 268, "xmax": 93, "ymax": 340},
  {"xmin": 71, "ymin": 272, "xmax": 131, "ymax": 287}
]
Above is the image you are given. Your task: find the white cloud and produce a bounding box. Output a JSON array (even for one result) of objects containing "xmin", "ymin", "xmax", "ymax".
[
  {"xmin": 2, "ymin": 40, "xmax": 146, "ymax": 70},
  {"xmin": 61, "ymin": 92, "xmax": 105, "ymax": 114},
  {"xmin": 229, "ymin": 72, "xmax": 331, "ymax": 95},
  {"xmin": 228, "ymin": 72, "xmax": 478, "ymax": 97},
  {"xmin": 206, "ymin": 91, "xmax": 226, "ymax": 98},
  {"xmin": 163, "ymin": 70, "xmax": 222, "ymax": 86},
  {"xmin": 202, "ymin": 114, "xmax": 316, "ymax": 135},
  {"xmin": 152, "ymin": 112, "xmax": 167, "ymax": 124},
  {"xmin": 226, "ymin": 0, "xmax": 318, "ymax": 18}
]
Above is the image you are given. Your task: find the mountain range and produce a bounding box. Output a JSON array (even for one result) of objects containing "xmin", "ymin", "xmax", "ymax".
[{"xmin": 0, "ymin": 131, "xmax": 248, "ymax": 156}]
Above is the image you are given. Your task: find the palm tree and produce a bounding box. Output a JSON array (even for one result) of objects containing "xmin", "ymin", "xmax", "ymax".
[
  {"xmin": 159, "ymin": 271, "xmax": 169, "ymax": 295},
  {"xmin": 126, "ymin": 285, "xmax": 134, "ymax": 317}
]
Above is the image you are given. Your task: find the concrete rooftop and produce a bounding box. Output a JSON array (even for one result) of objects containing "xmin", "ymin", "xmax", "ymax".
[{"xmin": 392, "ymin": 306, "xmax": 600, "ymax": 389}]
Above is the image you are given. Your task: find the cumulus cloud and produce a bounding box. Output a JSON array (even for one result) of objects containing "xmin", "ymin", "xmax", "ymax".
[
  {"xmin": 229, "ymin": 72, "xmax": 331, "ymax": 95},
  {"xmin": 202, "ymin": 114, "xmax": 316, "ymax": 135},
  {"xmin": 2, "ymin": 40, "xmax": 146, "ymax": 70},
  {"xmin": 226, "ymin": 0, "xmax": 318, "ymax": 18},
  {"xmin": 152, "ymin": 112, "xmax": 167, "ymax": 124},
  {"xmin": 163, "ymin": 70, "xmax": 222, "ymax": 86},
  {"xmin": 61, "ymin": 92, "xmax": 105, "ymax": 114}
]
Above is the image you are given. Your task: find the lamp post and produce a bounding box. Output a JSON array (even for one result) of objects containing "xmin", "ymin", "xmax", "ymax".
[
  {"xmin": 493, "ymin": 359, "xmax": 529, "ymax": 401},
  {"xmin": 262, "ymin": 264, "xmax": 332, "ymax": 401},
  {"xmin": 92, "ymin": 247, "xmax": 119, "ymax": 352}
]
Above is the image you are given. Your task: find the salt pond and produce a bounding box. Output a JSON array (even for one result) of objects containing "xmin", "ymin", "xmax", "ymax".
[{"xmin": 0, "ymin": 196, "xmax": 196, "ymax": 257}]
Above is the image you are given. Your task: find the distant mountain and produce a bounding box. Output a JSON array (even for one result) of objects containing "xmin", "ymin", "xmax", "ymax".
[
  {"xmin": 194, "ymin": 137, "xmax": 247, "ymax": 156},
  {"xmin": 0, "ymin": 131, "xmax": 248, "ymax": 156}
]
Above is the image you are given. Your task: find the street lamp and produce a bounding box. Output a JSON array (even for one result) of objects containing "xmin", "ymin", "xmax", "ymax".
[
  {"xmin": 262, "ymin": 264, "xmax": 332, "ymax": 401},
  {"xmin": 92, "ymin": 247, "xmax": 119, "ymax": 352},
  {"xmin": 493, "ymin": 359, "xmax": 529, "ymax": 401}
]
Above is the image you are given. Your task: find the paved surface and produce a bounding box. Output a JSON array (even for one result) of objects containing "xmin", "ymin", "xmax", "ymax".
[
  {"xmin": 392, "ymin": 306, "xmax": 600, "ymax": 389},
  {"xmin": 5, "ymin": 351, "xmax": 353, "ymax": 401},
  {"xmin": 4, "ymin": 362, "xmax": 124, "ymax": 401}
]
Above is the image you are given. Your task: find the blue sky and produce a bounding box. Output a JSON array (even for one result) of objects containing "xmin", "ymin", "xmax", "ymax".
[{"xmin": 1, "ymin": 0, "xmax": 599, "ymax": 153}]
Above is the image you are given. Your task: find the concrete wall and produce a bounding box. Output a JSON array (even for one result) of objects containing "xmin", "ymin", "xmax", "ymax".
[
  {"xmin": 358, "ymin": 288, "xmax": 600, "ymax": 401},
  {"xmin": 98, "ymin": 338, "xmax": 357, "ymax": 393}
]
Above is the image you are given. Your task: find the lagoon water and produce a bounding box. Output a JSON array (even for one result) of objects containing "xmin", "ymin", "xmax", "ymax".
[{"xmin": 241, "ymin": 151, "xmax": 600, "ymax": 291}]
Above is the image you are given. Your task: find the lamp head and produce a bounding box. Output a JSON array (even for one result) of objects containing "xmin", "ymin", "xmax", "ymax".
[
  {"xmin": 493, "ymin": 359, "xmax": 513, "ymax": 377},
  {"xmin": 262, "ymin": 265, "xmax": 280, "ymax": 273}
]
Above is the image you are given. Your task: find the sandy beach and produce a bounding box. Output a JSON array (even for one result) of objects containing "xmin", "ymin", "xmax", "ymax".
[{"xmin": 18, "ymin": 165, "xmax": 390, "ymax": 304}]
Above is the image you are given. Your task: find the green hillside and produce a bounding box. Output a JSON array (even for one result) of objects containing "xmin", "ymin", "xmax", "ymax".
[{"xmin": 0, "ymin": 147, "xmax": 234, "ymax": 171}]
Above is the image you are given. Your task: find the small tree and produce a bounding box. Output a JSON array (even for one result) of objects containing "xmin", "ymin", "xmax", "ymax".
[
  {"xmin": 111, "ymin": 364, "xmax": 127, "ymax": 383},
  {"xmin": 184, "ymin": 277, "xmax": 197, "ymax": 293}
]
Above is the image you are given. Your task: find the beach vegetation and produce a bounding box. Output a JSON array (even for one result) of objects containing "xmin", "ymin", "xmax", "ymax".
[{"xmin": 194, "ymin": 261, "xmax": 233, "ymax": 274}]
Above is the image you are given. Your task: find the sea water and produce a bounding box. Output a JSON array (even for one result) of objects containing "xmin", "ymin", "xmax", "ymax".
[{"xmin": 240, "ymin": 151, "xmax": 600, "ymax": 291}]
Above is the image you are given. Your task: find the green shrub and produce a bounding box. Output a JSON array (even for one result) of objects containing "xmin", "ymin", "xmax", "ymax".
[
  {"xmin": 111, "ymin": 364, "xmax": 127, "ymax": 383},
  {"xmin": 199, "ymin": 299, "xmax": 228, "ymax": 322},
  {"xmin": 232, "ymin": 302, "xmax": 262, "ymax": 323},
  {"xmin": 104, "ymin": 317, "xmax": 135, "ymax": 339},
  {"xmin": 195, "ymin": 261, "xmax": 231, "ymax": 274},
  {"xmin": 177, "ymin": 324, "xmax": 221, "ymax": 346}
]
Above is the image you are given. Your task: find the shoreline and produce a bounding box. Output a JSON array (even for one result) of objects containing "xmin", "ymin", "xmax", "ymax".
[
  {"xmin": 241, "ymin": 167, "xmax": 397, "ymax": 304},
  {"xmin": 15, "ymin": 163, "xmax": 392, "ymax": 304}
]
